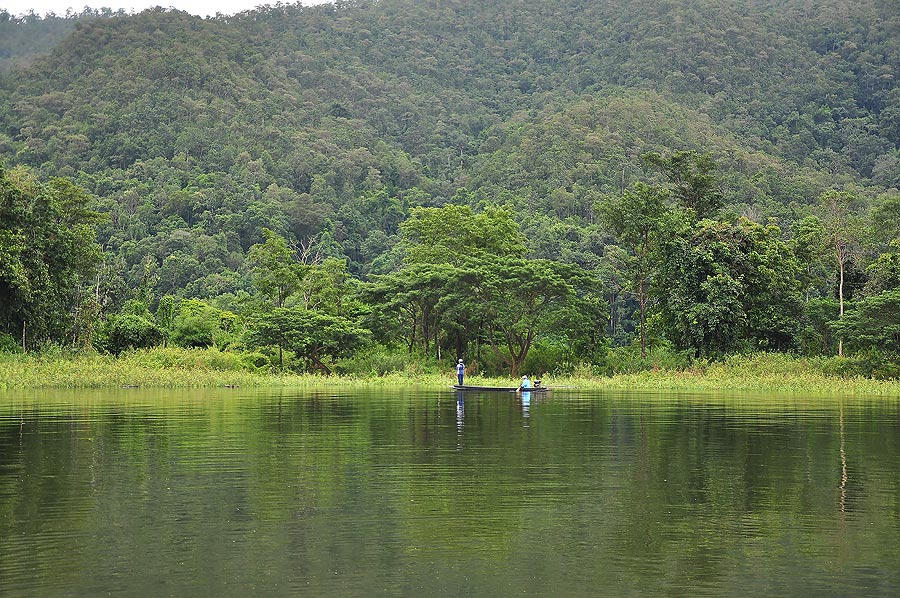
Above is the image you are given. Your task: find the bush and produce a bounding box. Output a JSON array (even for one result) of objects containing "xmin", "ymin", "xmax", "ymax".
[
  {"xmin": 240, "ymin": 351, "xmax": 273, "ymax": 371},
  {"xmin": 839, "ymin": 350, "xmax": 900, "ymax": 380},
  {"xmin": 335, "ymin": 346, "xmax": 442, "ymax": 376},
  {"xmin": 523, "ymin": 339, "xmax": 577, "ymax": 376},
  {"xmin": 0, "ymin": 333, "xmax": 22, "ymax": 353},
  {"xmin": 96, "ymin": 314, "xmax": 164, "ymax": 355},
  {"xmin": 170, "ymin": 299, "xmax": 239, "ymax": 349},
  {"xmin": 599, "ymin": 343, "xmax": 693, "ymax": 375},
  {"xmin": 120, "ymin": 346, "xmax": 254, "ymax": 372}
]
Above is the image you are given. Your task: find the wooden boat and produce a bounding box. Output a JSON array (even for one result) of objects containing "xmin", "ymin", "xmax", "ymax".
[{"xmin": 452, "ymin": 384, "xmax": 549, "ymax": 393}]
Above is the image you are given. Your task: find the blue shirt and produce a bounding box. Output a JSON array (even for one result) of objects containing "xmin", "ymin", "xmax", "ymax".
[{"xmin": 457, "ymin": 363, "xmax": 465, "ymax": 375}]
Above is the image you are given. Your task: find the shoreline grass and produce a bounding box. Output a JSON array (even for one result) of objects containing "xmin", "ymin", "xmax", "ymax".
[{"xmin": 2, "ymin": 348, "xmax": 900, "ymax": 397}]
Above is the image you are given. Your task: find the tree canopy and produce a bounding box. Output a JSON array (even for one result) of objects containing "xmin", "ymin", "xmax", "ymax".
[{"xmin": 2, "ymin": 1, "xmax": 900, "ymax": 374}]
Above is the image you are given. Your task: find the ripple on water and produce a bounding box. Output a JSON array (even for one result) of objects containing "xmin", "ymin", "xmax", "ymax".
[{"xmin": 0, "ymin": 389, "xmax": 899, "ymax": 597}]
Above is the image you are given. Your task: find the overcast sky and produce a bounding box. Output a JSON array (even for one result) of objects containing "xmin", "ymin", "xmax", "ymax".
[{"xmin": 9, "ymin": 1, "xmax": 325, "ymax": 17}]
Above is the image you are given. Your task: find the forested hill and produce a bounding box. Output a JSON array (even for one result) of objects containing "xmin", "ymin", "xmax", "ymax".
[{"xmin": 1, "ymin": 0, "xmax": 900, "ymax": 363}]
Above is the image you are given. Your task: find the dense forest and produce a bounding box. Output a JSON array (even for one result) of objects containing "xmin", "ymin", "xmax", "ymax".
[{"xmin": 1, "ymin": 0, "xmax": 899, "ymax": 376}]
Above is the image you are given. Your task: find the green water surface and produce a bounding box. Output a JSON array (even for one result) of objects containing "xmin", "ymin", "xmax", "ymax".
[{"xmin": 1, "ymin": 388, "xmax": 898, "ymax": 597}]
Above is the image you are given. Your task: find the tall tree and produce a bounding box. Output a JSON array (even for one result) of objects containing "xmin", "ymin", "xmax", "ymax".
[
  {"xmin": 656, "ymin": 217, "xmax": 803, "ymax": 356},
  {"xmin": 818, "ymin": 190, "xmax": 865, "ymax": 357},
  {"xmin": 0, "ymin": 166, "xmax": 103, "ymax": 348},
  {"xmin": 790, "ymin": 215, "xmax": 827, "ymax": 302},
  {"xmin": 642, "ymin": 150, "xmax": 724, "ymax": 221},
  {"xmin": 248, "ymin": 307, "xmax": 369, "ymax": 374},
  {"xmin": 597, "ymin": 182, "xmax": 669, "ymax": 358},
  {"xmin": 400, "ymin": 204, "xmax": 526, "ymax": 266},
  {"xmin": 247, "ymin": 228, "xmax": 302, "ymax": 309},
  {"xmin": 871, "ymin": 192, "xmax": 900, "ymax": 244},
  {"xmin": 466, "ymin": 256, "xmax": 575, "ymax": 376}
]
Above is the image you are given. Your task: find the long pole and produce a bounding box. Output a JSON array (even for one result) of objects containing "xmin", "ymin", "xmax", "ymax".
[{"xmin": 22, "ymin": 320, "xmax": 26, "ymax": 352}]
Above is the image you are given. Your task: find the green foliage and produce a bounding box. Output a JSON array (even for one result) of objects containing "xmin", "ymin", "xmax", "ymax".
[
  {"xmin": 128, "ymin": 346, "xmax": 251, "ymax": 372},
  {"xmin": 597, "ymin": 181, "xmax": 670, "ymax": 357},
  {"xmin": 334, "ymin": 346, "xmax": 441, "ymax": 377},
  {"xmin": 0, "ymin": 166, "xmax": 103, "ymax": 347},
  {"xmin": 790, "ymin": 215, "xmax": 829, "ymax": 300},
  {"xmin": 247, "ymin": 307, "xmax": 370, "ymax": 373},
  {"xmin": 96, "ymin": 313, "xmax": 164, "ymax": 355},
  {"xmin": 598, "ymin": 344, "xmax": 694, "ymax": 376},
  {"xmin": 3, "ymin": 0, "xmax": 900, "ymax": 368},
  {"xmin": 466, "ymin": 255, "xmax": 578, "ymax": 376},
  {"xmin": 170, "ymin": 299, "xmax": 237, "ymax": 349},
  {"xmin": 833, "ymin": 289, "xmax": 900, "ymax": 353},
  {"xmin": 642, "ymin": 150, "xmax": 724, "ymax": 220},
  {"xmin": 656, "ymin": 217, "xmax": 804, "ymax": 356},
  {"xmin": 247, "ymin": 228, "xmax": 301, "ymax": 308},
  {"xmin": 865, "ymin": 240, "xmax": 900, "ymax": 294},
  {"xmin": 400, "ymin": 204, "xmax": 526, "ymax": 266},
  {"xmin": 156, "ymin": 294, "xmax": 176, "ymax": 337},
  {"xmin": 521, "ymin": 335, "xmax": 610, "ymax": 376},
  {"xmin": 0, "ymin": 332, "xmax": 21, "ymax": 353},
  {"xmin": 871, "ymin": 193, "xmax": 900, "ymax": 245},
  {"xmin": 797, "ymin": 298, "xmax": 840, "ymax": 356}
]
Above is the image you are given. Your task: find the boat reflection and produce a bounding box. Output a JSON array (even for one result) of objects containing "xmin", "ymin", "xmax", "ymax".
[{"xmin": 521, "ymin": 391, "xmax": 531, "ymax": 423}]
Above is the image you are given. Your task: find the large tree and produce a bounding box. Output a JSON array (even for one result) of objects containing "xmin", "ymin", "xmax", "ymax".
[
  {"xmin": 818, "ymin": 190, "xmax": 866, "ymax": 357},
  {"xmin": 248, "ymin": 307, "xmax": 369, "ymax": 374},
  {"xmin": 0, "ymin": 166, "xmax": 102, "ymax": 348},
  {"xmin": 597, "ymin": 182, "xmax": 669, "ymax": 358},
  {"xmin": 656, "ymin": 217, "xmax": 803, "ymax": 356},
  {"xmin": 399, "ymin": 204, "xmax": 526, "ymax": 266},
  {"xmin": 466, "ymin": 256, "xmax": 576, "ymax": 376},
  {"xmin": 642, "ymin": 150, "xmax": 724, "ymax": 221},
  {"xmin": 832, "ymin": 289, "xmax": 900, "ymax": 354},
  {"xmin": 246, "ymin": 228, "xmax": 301, "ymax": 309}
]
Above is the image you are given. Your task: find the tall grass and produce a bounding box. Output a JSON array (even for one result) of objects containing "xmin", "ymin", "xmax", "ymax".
[
  {"xmin": 0, "ymin": 348, "xmax": 271, "ymax": 389},
  {"xmin": 550, "ymin": 353, "xmax": 900, "ymax": 396},
  {"xmin": 2, "ymin": 348, "xmax": 900, "ymax": 396}
]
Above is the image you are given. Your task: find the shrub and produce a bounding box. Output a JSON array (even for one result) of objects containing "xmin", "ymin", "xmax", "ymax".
[
  {"xmin": 170, "ymin": 299, "xmax": 239, "ymax": 349},
  {"xmin": 335, "ymin": 346, "xmax": 442, "ymax": 376},
  {"xmin": 119, "ymin": 346, "xmax": 254, "ymax": 372},
  {"xmin": 0, "ymin": 333, "xmax": 22, "ymax": 353},
  {"xmin": 96, "ymin": 314, "xmax": 164, "ymax": 355},
  {"xmin": 599, "ymin": 343, "xmax": 693, "ymax": 375}
]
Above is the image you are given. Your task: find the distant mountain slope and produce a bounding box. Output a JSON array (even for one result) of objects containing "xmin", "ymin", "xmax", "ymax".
[
  {"xmin": 0, "ymin": 9, "xmax": 110, "ymax": 72},
  {"xmin": 3, "ymin": 1, "xmax": 898, "ymax": 176}
]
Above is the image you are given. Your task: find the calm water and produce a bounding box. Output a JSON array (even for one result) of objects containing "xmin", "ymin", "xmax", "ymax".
[{"xmin": 1, "ymin": 387, "xmax": 899, "ymax": 597}]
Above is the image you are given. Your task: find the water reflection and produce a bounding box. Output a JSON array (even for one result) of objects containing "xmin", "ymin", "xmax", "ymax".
[
  {"xmin": 520, "ymin": 391, "xmax": 531, "ymax": 422},
  {"xmin": 0, "ymin": 390, "xmax": 898, "ymax": 597},
  {"xmin": 455, "ymin": 391, "xmax": 465, "ymax": 446}
]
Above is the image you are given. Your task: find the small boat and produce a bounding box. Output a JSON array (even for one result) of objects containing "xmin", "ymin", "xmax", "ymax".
[{"xmin": 452, "ymin": 384, "xmax": 549, "ymax": 393}]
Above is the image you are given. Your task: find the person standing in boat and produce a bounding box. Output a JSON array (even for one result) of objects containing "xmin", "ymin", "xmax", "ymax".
[{"xmin": 456, "ymin": 359, "xmax": 466, "ymax": 386}]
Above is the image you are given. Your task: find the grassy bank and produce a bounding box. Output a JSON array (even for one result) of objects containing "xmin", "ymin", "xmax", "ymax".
[
  {"xmin": 0, "ymin": 347, "xmax": 463, "ymax": 390},
  {"xmin": 2, "ymin": 349, "xmax": 900, "ymax": 396},
  {"xmin": 553, "ymin": 355, "xmax": 900, "ymax": 396}
]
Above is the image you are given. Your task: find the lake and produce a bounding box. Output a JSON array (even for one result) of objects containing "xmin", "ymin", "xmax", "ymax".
[{"xmin": 1, "ymin": 387, "xmax": 899, "ymax": 597}]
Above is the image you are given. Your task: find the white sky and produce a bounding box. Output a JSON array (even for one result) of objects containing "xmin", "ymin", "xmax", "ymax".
[{"xmin": 7, "ymin": 0, "xmax": 326, "ymax": 18}]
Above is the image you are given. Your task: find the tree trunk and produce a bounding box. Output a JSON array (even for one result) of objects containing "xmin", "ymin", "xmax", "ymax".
[
  {"xmin": 838, "ymin": 258, "xmax": 844, "ymax": 357},
  {"xmin": 310, "ymin": 354, "xmax": 331, "ymax": 375},
  {"xmin": 638, "ymin": 278, "xmax": 648, "ymax": 359}
]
